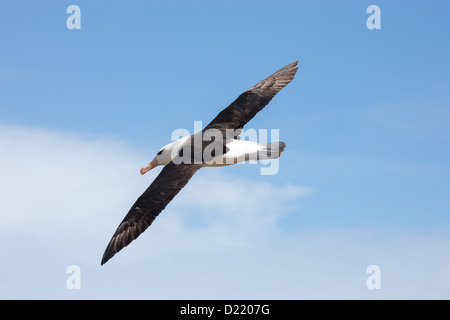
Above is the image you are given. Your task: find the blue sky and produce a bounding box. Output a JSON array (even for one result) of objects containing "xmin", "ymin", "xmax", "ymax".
[{"xmin": 1, "ymin": 0, "xmax": 450, "ymax": 299}]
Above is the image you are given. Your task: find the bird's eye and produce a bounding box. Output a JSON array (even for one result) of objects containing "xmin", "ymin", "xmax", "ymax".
[{"xmin": 157, "ymin": 150, "xmax": 163, "ymax": 156}]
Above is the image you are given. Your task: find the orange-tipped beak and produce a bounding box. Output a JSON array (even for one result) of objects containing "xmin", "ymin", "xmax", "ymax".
[{"xmin": 140, "ymin": 158, "xmax": 158, "ymax": 175}]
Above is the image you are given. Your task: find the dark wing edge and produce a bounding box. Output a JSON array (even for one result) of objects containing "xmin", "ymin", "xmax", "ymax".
[
  {"xmin": 101, "ymin": 162, "xmax": 202, "ymax": 265},
  {"xmin": 204, "ymin": 61, "xmax": 298, "ymax": 133}
]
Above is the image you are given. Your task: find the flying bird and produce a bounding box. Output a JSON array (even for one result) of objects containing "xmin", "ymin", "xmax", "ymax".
[{"xmin": 101, "ymin": 61, "xmax": 299, "ymax": 265}]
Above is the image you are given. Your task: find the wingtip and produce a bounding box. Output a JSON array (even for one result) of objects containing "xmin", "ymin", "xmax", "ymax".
[
  {"xmin": 101, "ymin": 245, "xmax": 115, "ymax": 266},
  {"xmin": 286, "ymin": 60, "xmax": 299, "ymax": 68},
  {"xmin": 288, "ymin": 60, "xmax": 299, "ymax": 71},
  {"xmin": 289, "ymin": 61, "xmax": 299, "ymax": 74},
  {"xmin": 100, "ymin": 254, "xmax": 109, "ymax": 266},
  {"xmin": 273, "ymin": 60, "xmax": 299, "ymax": 83},
  {"xmin": 277, "ymin": 60, "xmax": 299, "ymax": 75},
  {"xmin": 247, "ymin": 60, "xmax": 299, "ymax": 93}
]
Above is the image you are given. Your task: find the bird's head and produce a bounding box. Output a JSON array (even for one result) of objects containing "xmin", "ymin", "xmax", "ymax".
[{"xmin": 140, "ymin": 143, "xmax": 176, "ymax": 175}]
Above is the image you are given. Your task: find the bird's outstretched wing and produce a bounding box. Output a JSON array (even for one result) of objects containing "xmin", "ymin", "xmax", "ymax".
[
  {"xmin": 101, "ymin": 162, "xmax": 202, "ymax": 265},
  {"xmin": 101, "ymin": 62, "xmax": 298, "ymax": 265},
  {"xmin": 204, "ymin": 61, "xmax": 298, "ymax": 134}
]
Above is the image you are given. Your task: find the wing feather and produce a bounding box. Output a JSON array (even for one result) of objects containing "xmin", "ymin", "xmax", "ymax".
[
  {"xmin": 101, "ymin": 162, "xmax": 201, "ymax": 265},
  {"xmin": 204, "ymin": 61, "xmax": 298, "ymax": 134}
]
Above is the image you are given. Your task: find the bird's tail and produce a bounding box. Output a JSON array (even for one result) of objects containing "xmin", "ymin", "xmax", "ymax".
[{"xmin": 256, "ymin": 141, "xmax": 286, "ymax": 160}]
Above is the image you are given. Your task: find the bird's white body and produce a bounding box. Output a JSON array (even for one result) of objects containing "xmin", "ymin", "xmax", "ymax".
[
  {"xmin": 207, "ymin": 139, "xmax": 266, "ymax": 167},
  {"xmin": 154, "ymin": 136, "xmax": 281, "ymax": 168}
]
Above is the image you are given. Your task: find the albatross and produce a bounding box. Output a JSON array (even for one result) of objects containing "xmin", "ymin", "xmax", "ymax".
[{"xmin": 101, "ymin": 61, "xmax": 299, "ymax": 265}]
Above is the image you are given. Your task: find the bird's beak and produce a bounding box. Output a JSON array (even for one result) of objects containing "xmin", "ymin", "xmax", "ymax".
[{"xmin": 140, "ymin": 158, "xmax": 158, "ymax": 175}]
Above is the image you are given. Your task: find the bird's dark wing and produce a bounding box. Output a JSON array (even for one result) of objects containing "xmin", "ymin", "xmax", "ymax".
[
  {"xmin": 101, "ymin": 162, "xmax": 202, "ymax": 265},
  {"xmin": 204, "ymin": 61, "xmax": 298, "ymax": 135}
]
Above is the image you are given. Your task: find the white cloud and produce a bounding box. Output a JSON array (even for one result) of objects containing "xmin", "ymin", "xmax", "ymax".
[
  {"xmin": 0, "ymin": 125, "xmax": 449, "ymax": 300},
  {"xmin": 0, "ymin": 126, "xmax": 141, "ymax": 229}
]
